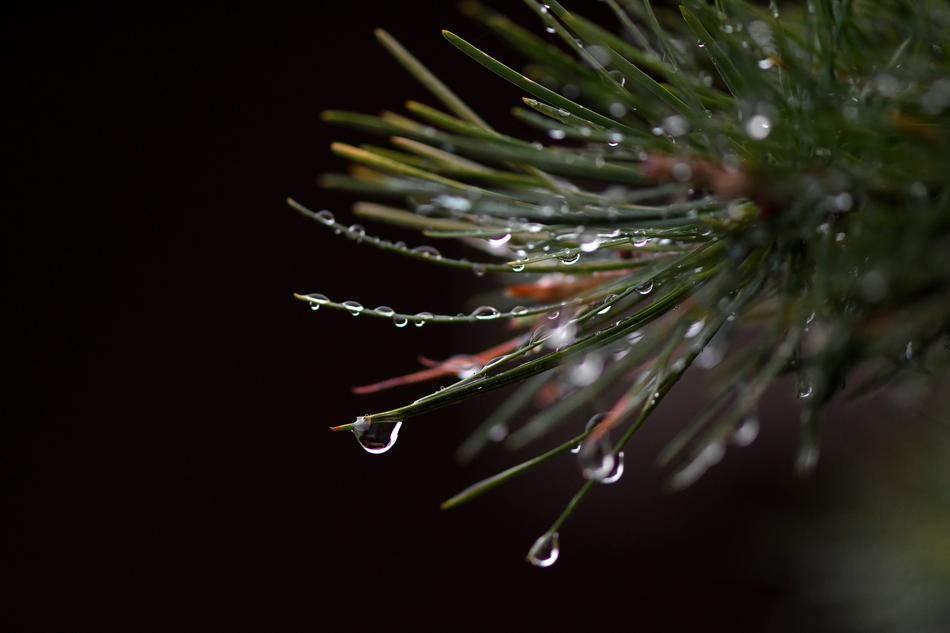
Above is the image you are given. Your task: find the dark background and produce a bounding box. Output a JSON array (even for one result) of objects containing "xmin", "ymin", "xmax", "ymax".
[{"xmin": 5, "ymin": 2, "xmax": 945, "ymax": 631}]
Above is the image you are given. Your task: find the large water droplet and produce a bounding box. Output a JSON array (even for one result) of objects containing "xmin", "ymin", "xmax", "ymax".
[
  {"xmin": 509, "ymin": 261, "xmax": 526, "ymax": 272},
  {"xmin": 414, "ymin": 312, "xmax": 434, "ymax": 327},
  {"xmin": 510, "ymin": 305, "xmax": 529, "ymax": 316},
  {"xmin": 315, "ymin": 210, "xmax": 335, "ymax": 225},
  {"xmin": 572, "ymin": 413, "xmax": 607, "ymax": 454},
  {"xmin": 307, "ymin": 293, "xmax": 329, "ymax": 310},
  {"xmin": 578, "ymin": 435, "xmax": 618, "ymax": 483},
  {"xmin": 348, "ymin": 224, "xmax": 366, "ymax": 242},
  {"xmin": 471, "ymin": 305, "xmax": 500, "ymax": 320},
  {"xmin": 526, "ymin": 532, "xmax": 559, "ymax": 568},
  {"xmin": 636, "ymin": 280, "xmax": 654, "ymax": 295},
  {"xmin": 547, "ymin": 322, "xmax": 577, "ymax": 349},
  {"xmin": 558, "ymin": 251, "xmax": 581, "ymax": 265},
  {"xmin": 745, "ymin": 114, "xmax": 772, "ymax": 140},
  {"xmin": 342, "ymin": 300, "xmax": 364, "ymax": 316},
  {"xmin": 631, "ymin": 230, "xmax": 649, "ymax": 247},
  {"xmin": 608, "ymin": 70, "xmax": 626, "ymax": 87},
  {"xmin": 392, "ymin": 314, "xmax": 409, "ymax": 328},
  {"xmin": 374, "ymin": 305, "xmax": 395, "ymax": 318},
  {"xmin": 600, "ymin": 451, "xmax": 624, "ymax": 484},
  {"xmin": 353, "ymin": 418, "xmax": 403, "ymax": 454}
]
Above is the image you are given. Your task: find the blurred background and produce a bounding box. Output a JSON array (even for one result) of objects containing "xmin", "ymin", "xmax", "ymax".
[{"xmin": 5, "ymin": 1, "xmax": 949, "ymax": 631}]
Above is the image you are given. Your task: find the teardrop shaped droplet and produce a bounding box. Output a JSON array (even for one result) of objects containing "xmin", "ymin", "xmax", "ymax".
[
  {"xmin": 352, "ymin": 418, "xmax": 402, "ymax": 455},
  {"xmin": 526, "ymin": 532, "xmax": 559, "ymax": 568},
  {"xmin": 578, "ymin": 436, "xmax": 617, "ymax": 482},
  {"xmin": 600, "ymin": 451, "xmax": 624, "ymax": 484},
  {"xmin": 342, "ymin": 300, "xmax": 364, "ymax": 316},
  {"xmin": 392, "ymin": 314, "xmax": 409, "ymax": 328}
]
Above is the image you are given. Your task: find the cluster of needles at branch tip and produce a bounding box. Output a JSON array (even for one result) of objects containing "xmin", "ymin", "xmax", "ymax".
[{"xmin": 293, "ymin": 1, "xmax": 950, "ymax": 566}]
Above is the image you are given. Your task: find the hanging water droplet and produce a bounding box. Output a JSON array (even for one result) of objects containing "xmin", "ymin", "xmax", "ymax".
[
  {"xmin": 526, "ymin": 532, "xmax": 559, "ymax": 568},
  {"xmin": 636, "ymin": 280, "xmax": 654, "ymax": 295},
  {"xmin": 579, "ymin": 436, "xmax": 618, "ymax": 482},
  {"xmin": 606, "ymin": 131, "xmax": 623, "ymax": 147},
  {"xmin": 684, "ymin": 318, "xmax": 705, "ymax": 339},
  {"xmin": 631, "ymin": 230, "xmax": 649, "ymax": 247},
  {"xmin": 472, "ymin": 263, "xmax": 486, "ymax": 277},
  {"xmin": 732, "ymin": 416, "xmax": 759, "ymax": 447},
  {"xmin": 745, "ymin": 114, "xmax": 772, "ymax": 140},
  {"xmin": 697, "ymin": 40, "xmax": 706, "ymax": 48},
  {"xmin": 392, "ymin": 314, "xmax": 409, "ymax": 328},
  {"xmin": 353, "ymin": 418, "xmax": 403, "ymax": 454},
  {"xmin": 600, "ymin": 451, "xmax": 624, "ymax": 484},
  {"xmin": 315, "ymin": 210, "xmax": 335, "ymax": 225},
  {"xmin": 412, "ymin": 245, "xmax": 442, "ymax": 259},
  {"xmin": 374, "ymin": 305, "xmax": 395, "ymax": 318},
  {"xmin": 342, "ymin": 300, "xmax": 364, "ymax": 316},
  {"xmin": 509, "ymin": 261, "xmax": 526, "ymax": 272},
  {"xmin": 307, "ymin": 293, "xmax": 329, "ymax": 310},
  {"xmin": 414, "ymin": 312, "xmax": 434, "ymax": 327},
  {"xmin": 471, "ymin": 305, "xmax": 500, "ymax": 320}
]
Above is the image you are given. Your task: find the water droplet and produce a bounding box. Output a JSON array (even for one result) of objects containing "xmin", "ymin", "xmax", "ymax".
[
  {"xmin": 472, "ymin": 263, "xmax": 487, "ymax": 277},
  {"xmin": 631, "ymin": 230, "xmax": 649, "ymax": 248},
  {"xmin": 526, "ymin": 532, "xmax": 559, "ymax": 568},
  {"xmin": 414, "ymin": 312, "xmax": 434, "ymax": 327},
  {"xmin": 544, "ymin": 26, "xmax": 556, "ymax": 34},
  {"xmin": 732, "ymin": 416, "xmax": 759, "ymax": 447},
  {"xmin": 684, "ymin": 318, "xmax": 705, "ymax": 339},
  {"xmin": 662, "ymin": 115, "xmax": 690, "ymax": 137},
  {"xmin": 572, "ymin": 413, "xmax": 606, "ymax": 454},
  {"xmin": 745, "ymin": 114, "xmax": 772, "ymax": 140},
  {"xmin": 609, "ymin": 102, "xmax": 627, "ymax": 117},
  {"xmin": 307, "ymin": 293, "xmax": 329, "ymax": 310},
  {"xmin": 547, "ymin": 322, "xmax": 576, "ymax": 349},
  {"xmin": 672, "ymin": 162, "xmax": 692, "ymax": 182},
  {"xmin": 558, "ymin": 251, "xmax": 581, "ymax": 265},
  {"xmin": 342, "ymin": 300, "xmax": 364, "ymax": 316},
  {"xmin": 435, "ymin": 195, "xmax": 471, "ymax": 212},
  {"xmin": 546, "ymin": 311, "xmax": 560, "ymax": 320},
  {"xmin": 567, "ymin": 352, "xmax": 604, "ymax": 387},
  {"xmin": 579, "ymin": 436, "xmax": 618, "ymax": 482},
  {"xmin": 600, "ymin": 451, "xmax": 624, "ymax": 484},
  {"xmin": 636, "ymin": 280, "xmax": 654, "ymax": 295},
  {"xmin": 606, "ymin": 131, "xmax": 623, "ymax": 147},
  {"xmin": 392, "ymin": 315, "xmax": 409, "ymax": 328},
  {"xmin": 489, "ymin": 233, "xmax": 512, "ymax": 248},
  {"xmin": 348, "ymin": 224, "xmax": 366, "ymax": 242},
  {"xmin": 353, "ymin": 418, "xmax": 403, "ymax": 454},
  {"xmin": 471, "ymin": 305, "xmax": 500, "ymax": 320},
  {"xmin": 315, "ymin": 210, "xmax": 335, "ymax": 225},
  {"xmin": 579, "ymin": 236, "xmax": 601, "ymax": 253},
  {"xmin": 375, "ymin": 305, "xmax": 395, "ymax": 317},
  {"xmin": 412, "ymin": 245, "xmax": 442, "ymax": 259},
  {"xmin": 511, "ymin": 305, "xmax": 529, "ymax": 316},
  {"xmin": 608, "ymin": 70, "xmax": 626, "ymax": 87},
  {"xmin": 697, "ymin": 40, "xmax": 706, "ymax": 48},
  {"xmin": 548, "ymin": 129, "xmax": 566, "ymax": 140},
  {"xmin": 627, "ymin": 331, "xmax": 644, "ymax": 345},
  {"xmin": 509, "ymin": 261, "xmax": 526, "ymax": 272},
  {"xmin": 757, "ymin": 58, "xmax": 774, "ymax": 69},
  {"xmin": 487, "ymin": 423, "xmax": 508, "ymax": 442}
]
